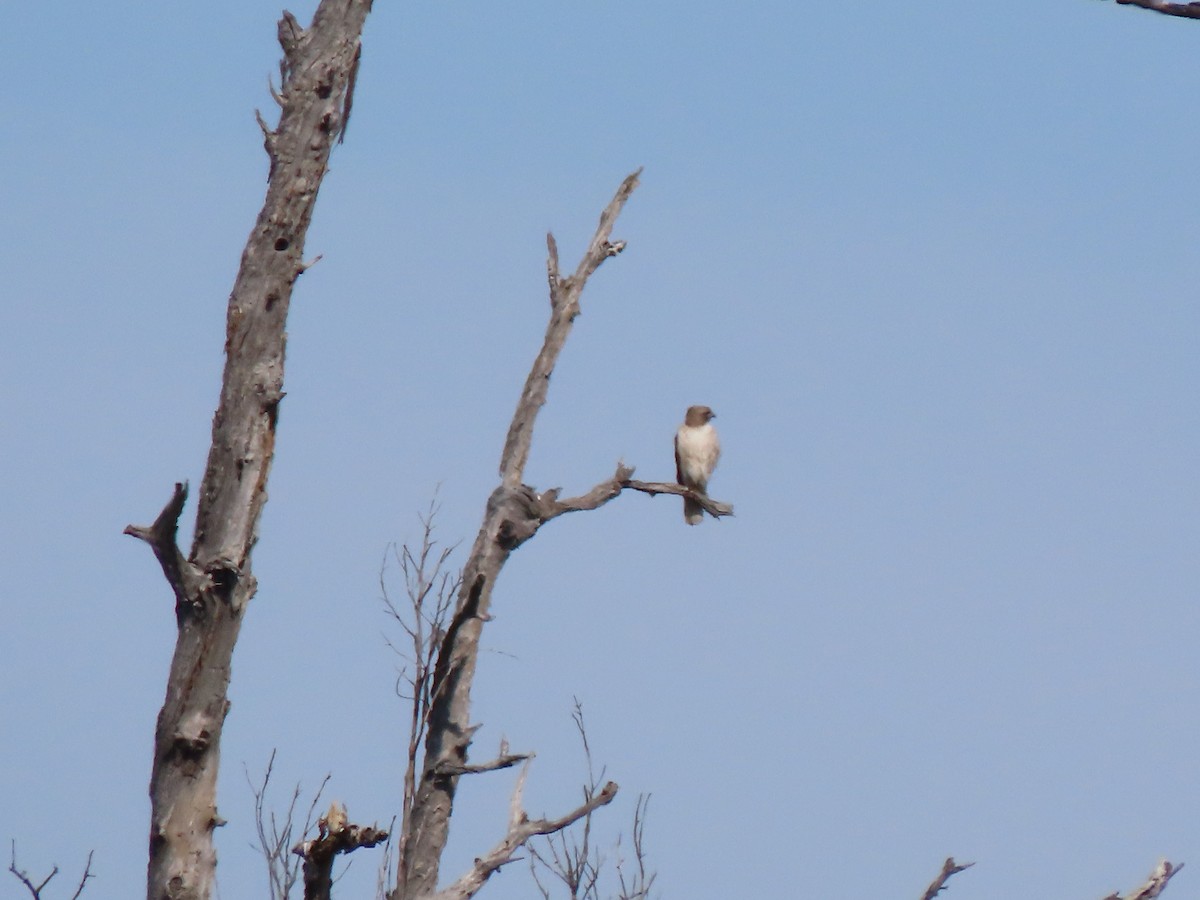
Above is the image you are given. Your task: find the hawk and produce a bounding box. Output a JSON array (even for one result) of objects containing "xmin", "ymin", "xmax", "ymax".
[{"xmin": 674, "ymin": 405, "xmax": 720, "ymax": 525}]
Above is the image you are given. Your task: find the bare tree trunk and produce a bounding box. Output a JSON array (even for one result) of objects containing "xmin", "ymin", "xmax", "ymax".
[{"xmin": 125, "ymin": 4, "xmax": 372, "ymax": 898}]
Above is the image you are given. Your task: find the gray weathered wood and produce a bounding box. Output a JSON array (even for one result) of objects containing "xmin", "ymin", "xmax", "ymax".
[
  {"xmin": 125, "ymin": 4, "xmax": 372, "ymax": 898},
  {"xmin": 392, "ymin": 172, "xmax": 641, "ymax": 900}
]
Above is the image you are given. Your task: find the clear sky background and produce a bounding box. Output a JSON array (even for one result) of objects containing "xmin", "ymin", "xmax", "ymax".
[{"xmin": 3, "ymin": 2, "xmax": 1198, "ymax": 898}]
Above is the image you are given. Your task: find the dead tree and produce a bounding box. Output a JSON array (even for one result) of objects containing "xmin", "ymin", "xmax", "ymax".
[
  {"xmin": 124, "ymin": 3, "xmax": 373, "ymax": 898},
  {"xmin": 390, "ymin": 172, "xmax": 637, "ymax": 900},
  {"xmin": 388, "ymin": 169, "xmax": 732, "ymax": 900},
  {"xmin": 125, "ymin": 6, "xmax": 726, "ymax": 894}
]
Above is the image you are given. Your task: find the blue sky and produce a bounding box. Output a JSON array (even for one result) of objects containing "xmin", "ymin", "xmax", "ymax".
[{"xmin": 3, "ymin": 1, "xmax": 1199, "ymax": 898}]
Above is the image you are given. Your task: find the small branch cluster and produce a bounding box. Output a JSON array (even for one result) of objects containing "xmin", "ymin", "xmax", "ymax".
[
  {"xmin": 529, "ymin": 703, "xmax": 606, "ymax": 900},
  {"xmin": 613, "ymin": 795, "xmax": 656, "ymax": 900},
  {"xmin": 7, "ymin": 842, "xmax": 94, "ymax": 900},
  {"xmin": 380, "ymin": 501, "xmax": 463, "ymax": 890},
  {"xmin": 246, "ymin": 749, "xmax": 331, "ymax": 900},
  {"xmin": 529, "ymin": 703, "xmax": 656, "ymax": 900},
  {"xmin": 381, "ymin": 500, "xmax": 460, "ymax": 711}
]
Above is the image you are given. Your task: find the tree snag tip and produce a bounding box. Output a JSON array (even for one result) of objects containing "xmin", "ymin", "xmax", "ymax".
[{"xmin": 125, "ymin": 481, "xmax": 189, "ymax": 545}]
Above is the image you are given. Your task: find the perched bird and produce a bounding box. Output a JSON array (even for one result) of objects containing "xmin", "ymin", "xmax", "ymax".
[
  {"xmin": 674, "ymin": 405, "xmax": 720, "ymax": 525},
  {"xmin": 323, "ymin": 801, "xmax": 348, "ymax": 836}
]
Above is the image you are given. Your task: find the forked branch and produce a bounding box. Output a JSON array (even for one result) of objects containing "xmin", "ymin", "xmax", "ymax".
[
  {"xmin": 394, "ymin": 172, "xmax": 644, "ymax": 899},
  {"xmin": 8, "ymin": 843, "xmax": 94, "ymax": 900},
  {"xmin": 123, "ymin": 482, "xmax": 204, "ymax": 610},
  {"xmin": 529, "ymin": 702, "xmax": 656, "ymax": 900},
  {"xmin": 499, "ymin": 169, "xmax": 642, "ymax": 488},
  {"xmin": 381, "ymin": 500, "xmax": 460, "ymax": 889},
  {"xmin": 430, "ymin": 761, "xmax": 619, "ymax": 900}
]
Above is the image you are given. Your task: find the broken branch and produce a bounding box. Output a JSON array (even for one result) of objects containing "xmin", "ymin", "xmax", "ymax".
[
  {"xmin": 430, "ymin": 761, "xmax": 619, "ymax": 900},
  {"xmin": 124, "ymin": 481, "xmax": 204, "ymax": 607},
  {"xmin": 920, "ymin": 857, "xmax": 974, "ymax": 900},
  {"xmin": 436, "ymin": 752, "xmax": 532, "ymax": 777},
  {"xmin": 1104, "ymin": 859, "xmax": 1184, "ymax": 900}
]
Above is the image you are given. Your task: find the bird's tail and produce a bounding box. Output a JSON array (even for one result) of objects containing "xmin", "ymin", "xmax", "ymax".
[{"xmin": 683, "ymin": 496, "xmax": 703, "ymax": 525}]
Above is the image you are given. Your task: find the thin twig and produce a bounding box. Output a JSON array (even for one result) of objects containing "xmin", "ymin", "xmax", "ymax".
[
  {"xmin": 615, "ymin": 796, "xmax": 655, "ymax": 900},
  {"xmin": 8, "ymin": 842, "xmax": 94, "ymax": 900},
  {"xmin": 499, "ymin": 169, "xmax": 642, "ymax": 487},
  {"xmin": 381, "ymin": 498, "xmax": 460, "ymax": 895},
  {"xmin": 246, "ymin": 750, "xmax": 331, "ymax": 900},
  {"xmin": 528, "ymin": 702, "xmax": 656, "ymax": 900}
]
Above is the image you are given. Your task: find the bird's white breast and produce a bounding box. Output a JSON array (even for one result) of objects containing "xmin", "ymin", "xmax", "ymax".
[{"xmin": 676, "ymin": 423, "xmax": 720, "ymax": 483}]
